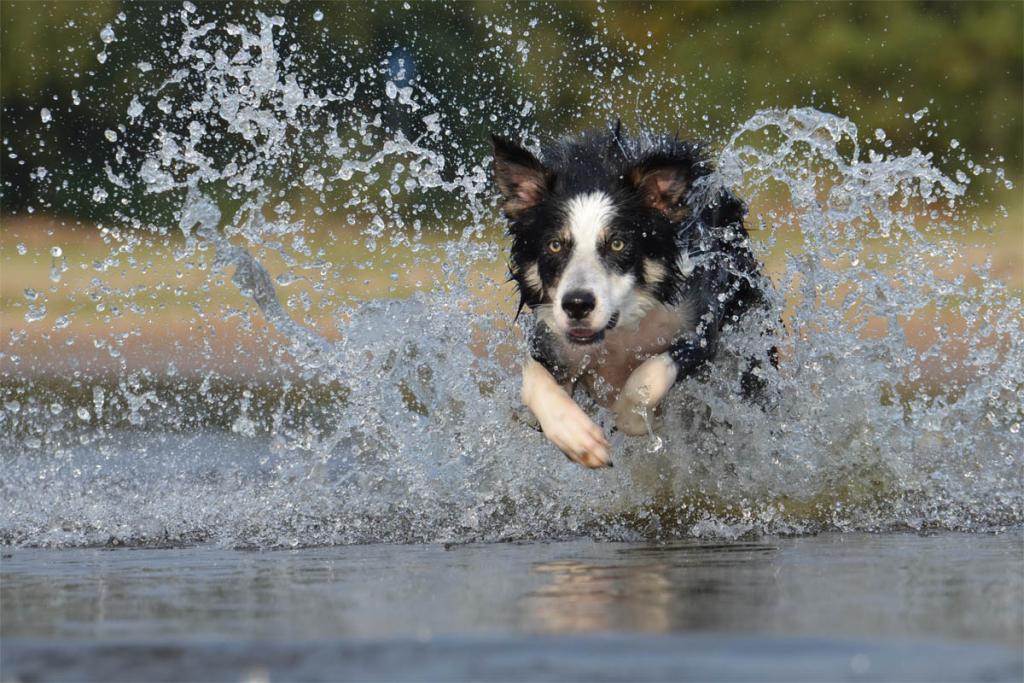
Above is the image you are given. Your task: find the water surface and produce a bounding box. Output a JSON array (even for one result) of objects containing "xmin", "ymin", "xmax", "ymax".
[{"xmin": 3, "ymin": 532, "xmax": 1021, "ymax": 681}]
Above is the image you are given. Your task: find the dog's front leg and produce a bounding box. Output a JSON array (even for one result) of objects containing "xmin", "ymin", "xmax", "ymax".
[
  {"xmin": 613, "ymin": 321, "xmax": 722, "ymax": 435},
  {"xmin": 522, "ymin": 359, "xmax": 611, "ymax": 468},
  {"xmin": 612, "ymin": 352, "xmax": 678, "ymax": 436}
]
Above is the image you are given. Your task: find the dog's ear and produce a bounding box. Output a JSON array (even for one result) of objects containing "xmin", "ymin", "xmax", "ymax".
[
  {"xmin": 627, "ymin": 154, "xmax": 693, "ymax": 221},
  {"xmin": 491, "ymin": 134, "xmax": 550, "ymax": 218}
]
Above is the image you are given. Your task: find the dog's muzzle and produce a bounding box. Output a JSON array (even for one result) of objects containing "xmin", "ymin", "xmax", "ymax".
[{"xmin": 565, "ymin": 311, "xmax": 619, "ymax": 345}]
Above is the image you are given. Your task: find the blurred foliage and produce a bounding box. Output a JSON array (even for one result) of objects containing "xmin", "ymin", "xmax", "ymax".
[{"xmin": 1, "ymin": 0, "xmax": 1021, "ymax": 224}]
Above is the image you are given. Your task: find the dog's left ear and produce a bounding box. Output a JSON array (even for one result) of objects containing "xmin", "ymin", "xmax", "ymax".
[
  {"xmin": 627, "ymin": 154, "xmax": 693, "ymax": 221},
  {"xmin": 491, "ymin": 134, "xmax": 550, "ymax": 219}
]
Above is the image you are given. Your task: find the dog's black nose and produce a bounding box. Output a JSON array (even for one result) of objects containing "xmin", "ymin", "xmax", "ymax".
[{"xmin": 561, "ymin": 290, "xmax": 596, "ymax": 320}]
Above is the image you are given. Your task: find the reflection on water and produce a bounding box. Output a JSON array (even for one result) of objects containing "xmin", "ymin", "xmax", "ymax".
[
  {"xmin": 524, "ymin": 535, "xmax": 1023, "ymax": 643},
  {"xmin": 526, "ymin": 543, "xmax": 778, "ymax": 633},
  {"xmin": 2, "ymin": 532, "xmax": 1020, "ymax": 646}
]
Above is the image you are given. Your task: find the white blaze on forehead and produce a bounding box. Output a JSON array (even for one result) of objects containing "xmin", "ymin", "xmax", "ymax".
[
  {"xmin": 553, "ymin": 191, "xmax": 635, "ymax": 333},
  {"xmin": 563, "ymin": 191, "xmax": 617, "ymax": 246},
  {"xmin": 560, "ymin": 192, "xmax": 617, "ymax": 290}
]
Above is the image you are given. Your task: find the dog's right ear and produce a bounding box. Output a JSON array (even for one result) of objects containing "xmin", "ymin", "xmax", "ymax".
[{"xmin": 491, "ymin": 134, "xmax": 550, "ymax": 218}]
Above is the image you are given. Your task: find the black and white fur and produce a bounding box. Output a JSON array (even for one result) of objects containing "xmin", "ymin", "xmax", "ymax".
[{"xmin": 492, "ymin": 126, "xmax": 771, "ymax": 468}]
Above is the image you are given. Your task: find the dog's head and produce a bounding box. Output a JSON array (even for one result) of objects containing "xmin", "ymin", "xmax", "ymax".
[{"xmin": 492, "ymin": 129, "xmax": 708, "ymax": 345}]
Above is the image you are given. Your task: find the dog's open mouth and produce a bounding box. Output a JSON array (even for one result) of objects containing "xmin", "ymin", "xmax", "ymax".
[
  {"xmin": 566, "ymin": 313, "xmax": 619, "ymax": 345},
  {"xmin": 567, "ymin": 328, "xmax": 604, "ymax": 345}
]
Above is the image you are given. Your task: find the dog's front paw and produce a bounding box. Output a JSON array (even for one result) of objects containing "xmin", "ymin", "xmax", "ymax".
[
  {"xmin": 538, "ymin": 403, "xmax": 611, "ymax": 469},
  {"xmin": 614, "ymin": 398, "xmax": 651, "ymax": 436},
  {"xmin": 613, "ymin": 353, "xmax": 677, "ymax": 437}
]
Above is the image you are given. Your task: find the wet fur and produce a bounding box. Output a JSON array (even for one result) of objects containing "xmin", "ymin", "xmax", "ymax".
[{"xmin": 493, "ymin": 126, "xmax": 771, "ymax": 467}]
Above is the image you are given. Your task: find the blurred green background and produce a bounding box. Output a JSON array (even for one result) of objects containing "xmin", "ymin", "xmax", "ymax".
[
  {"xmin": 0, "ymin": 0, "xmax": 1020, "ymax": 443},
  {"xmin": 2, "ymin": 0, "xmax": 1022, "ymax": 221},
  {"xmin": 1, "ymin": 0, "xmax": 1021, "ymax": 391}
]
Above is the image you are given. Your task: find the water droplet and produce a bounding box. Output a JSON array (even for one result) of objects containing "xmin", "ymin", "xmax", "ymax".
[
  {"xmin": 93, "ymin": 386, "xmax": 105, "ymax": 421},
  {"xmin": 313, "ymin": 9, "xmax": 323, "ymax": 21},
  {"xmin": 50, "ymin": 246, "xmax": 62, "ymax": 258},
  {"xmin": 100, "ymin": 25, "xmax": 116, "ymax": 43},
  {"xmin": 40, "ymin": 108, "xmax": 52, "ymax": 123},
  {"xmin": 77, "ymin": 407, "xmax": 91, "ymax": 421},
  {"xmin": 127, "ymin": 97, "xmax": 144, "ymax": 118},
  {"xmin": 16, "ymin": 243, "xmax": 27, "ymax": 255},
  {"xmin": 25, "ymin": 304, "xmax": 47, "ymax": 323},
  {"xmin": 104, "ymin": 129, "xmax": 118, "ymax": 142}
]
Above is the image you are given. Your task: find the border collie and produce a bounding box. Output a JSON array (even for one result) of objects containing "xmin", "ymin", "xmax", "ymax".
[{"xmin": 492, "ymin": 125, "xmax": 772, "ymax": 468}]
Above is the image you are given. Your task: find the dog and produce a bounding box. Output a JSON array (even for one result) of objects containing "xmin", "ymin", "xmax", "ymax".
[{"xmin": 492, "ymin": 125, "xmax": 772, "ymax": 468}]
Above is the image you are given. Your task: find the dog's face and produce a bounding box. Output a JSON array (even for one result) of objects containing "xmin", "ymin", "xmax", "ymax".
[{"xmin": 493, "ymin": 133, "xmax": 695, "ymax": 345}]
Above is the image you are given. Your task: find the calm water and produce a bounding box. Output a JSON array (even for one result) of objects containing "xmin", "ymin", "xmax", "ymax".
[{"xmin": 2, "ymin": 531, "xmax": 1021, "ymax": 681}]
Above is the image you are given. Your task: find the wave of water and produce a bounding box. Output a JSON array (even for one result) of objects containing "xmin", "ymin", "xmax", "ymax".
[{"xmin": 2, "ymin": 6, "xmax": 1021, "ymax": 548}]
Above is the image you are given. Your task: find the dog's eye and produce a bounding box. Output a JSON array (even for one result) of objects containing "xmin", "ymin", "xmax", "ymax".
[
  {"xmin": 609, "ymin": 238, "xmax": 625, "ymax": 252},
  {"xmin": 547, "ymin": 239, "xmax": 563, "ymax": 254}
]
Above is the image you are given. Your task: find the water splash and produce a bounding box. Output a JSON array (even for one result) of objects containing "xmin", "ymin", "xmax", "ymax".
[{"xmin": 1, "ymin": 7, "xmax": 1020, "ymax": 548}]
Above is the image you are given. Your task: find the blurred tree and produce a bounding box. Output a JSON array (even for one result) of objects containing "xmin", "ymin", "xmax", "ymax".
[{"xmin": 1, "ymin": 0, "xmax": 1020, "ymax": 223}]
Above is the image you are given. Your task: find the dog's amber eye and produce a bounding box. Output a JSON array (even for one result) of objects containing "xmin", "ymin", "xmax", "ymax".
[
  {"xmin": 609, "ymin": 238, "xmax": 625, "ymax": 252},
  {"xmin": 547, "ymin": 239, "xmax": 563, "ymax": 254}
]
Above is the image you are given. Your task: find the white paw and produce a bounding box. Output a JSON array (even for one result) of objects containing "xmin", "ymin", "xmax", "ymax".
[
  {"xmin": 539, "ymin": 402, "xmax": 611, "ymax": 469},
  {"xmin": 614, "ymin": 399, "xmax": 650, "ymax": 436},
  {"xmin": 613, "ymin": 353, "xmax": 677, "ymax": 437}
]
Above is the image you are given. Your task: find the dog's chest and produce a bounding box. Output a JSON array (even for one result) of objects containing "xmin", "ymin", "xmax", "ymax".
[{"xmin": 563, "ymin": 303, "xmax": 694, "ymax": 405}]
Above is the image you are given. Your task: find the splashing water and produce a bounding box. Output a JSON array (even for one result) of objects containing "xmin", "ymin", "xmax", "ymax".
[{"xmin": 2, "ymin": 7, "xmax": 1021, "ymax": 548}]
